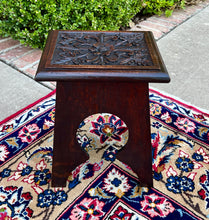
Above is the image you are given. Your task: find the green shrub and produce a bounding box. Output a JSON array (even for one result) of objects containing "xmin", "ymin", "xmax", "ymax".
[
  {"xmin": 0, "ymin": 0, "xmax": 142, "ymax": 49},
  {"xmin": 142, "ymin": 0, "xmax": 185, "ymax": 17}
]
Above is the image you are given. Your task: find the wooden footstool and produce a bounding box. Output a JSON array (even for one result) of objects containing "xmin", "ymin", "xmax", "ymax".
[{"xmin": 35, "ymin": 30, "xmax": 170, "ymax": 187}]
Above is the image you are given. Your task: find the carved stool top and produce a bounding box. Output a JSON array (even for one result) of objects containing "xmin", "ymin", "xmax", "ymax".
[{"xmin": 35, "ymin": 30, "xmax": 170, "ymax": 82}]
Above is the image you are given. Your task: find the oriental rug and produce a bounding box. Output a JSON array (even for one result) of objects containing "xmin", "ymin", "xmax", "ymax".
[{"xmin": 0, "ymin": 89, "xmax": 208, "ymax": 219}]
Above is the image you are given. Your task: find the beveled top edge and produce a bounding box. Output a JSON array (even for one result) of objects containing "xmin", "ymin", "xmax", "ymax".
[
  {"xmin": 35, "ymin": 30, "xmax": 170, "ymax": 82},
  {"xmin": 50, "ymin": 30, "xmax": 155, "ymax": 68}
]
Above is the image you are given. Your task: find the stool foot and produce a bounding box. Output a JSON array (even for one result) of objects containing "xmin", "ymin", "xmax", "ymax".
[
  {"xmin": 51, "ymin": 164, "xmax": 70, "ymax": 187},
  {"xmin": 51, "ymin": 177, "xmax": 68, "ymax": 187}
]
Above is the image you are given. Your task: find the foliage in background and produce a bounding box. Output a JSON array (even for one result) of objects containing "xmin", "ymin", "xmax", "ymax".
[
  {"xmin": 0, "ymin": 0, "xmax": 142, "ymax": 49},
  {"xmin": 142, "ymin": 0, "xmax": 185, "ymax": 17},
  {"xmin": 0, "ymin": 0, "xmax": 195, "ymax": 49}
]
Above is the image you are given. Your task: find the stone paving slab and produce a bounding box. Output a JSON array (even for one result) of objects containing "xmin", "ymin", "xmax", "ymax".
[
  {"xmin": 0, "ymin": 1, "xmax": 209, "ymax": 115},
  {"xmin": 12, "ymin": 49, "xmax": 41, "ymax": 69},
  {"xmin": 0, "ymin": 1, "xmax": 208, "ymax": 91},
  {"xmin": 0, "ymin": 38, "xmax": 21, "ymax": 51},
  {"xmin": 0, "ymin": 61, "xmax": 51, "ymax": 121},
  {"xmin": 151, "ymin": 5, "xmax": 209, "ymax": 110},
  {"xmin": 0, "ymin": 45, "xmax": 32, "ymax": 62},
  {"xmin": 130, "ymin": 0, "xmax": 209, "ymax": 38}
]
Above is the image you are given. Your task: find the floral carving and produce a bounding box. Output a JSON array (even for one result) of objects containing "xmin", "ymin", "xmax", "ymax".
[{"xmin": 51, "ymin": 32, "xmax": 153, "ymax": 66}]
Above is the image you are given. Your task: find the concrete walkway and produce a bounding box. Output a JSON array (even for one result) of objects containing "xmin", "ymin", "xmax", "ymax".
[
  {"xmin": 0, "ymin": 62, "xmax": 50, "ymax": 121},
  {"xmin": 151, "ymin": 5, "xmax": 209, "ymax": 110},
  {"xmin": 0, "ymin": 3, "xmax": 209, "ymax": 121}
]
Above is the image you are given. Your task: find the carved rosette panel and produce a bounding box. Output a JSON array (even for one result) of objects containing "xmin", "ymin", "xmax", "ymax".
[{"xmin": 51, "ymin": 32, "xmax": 153, "ymax": 66}]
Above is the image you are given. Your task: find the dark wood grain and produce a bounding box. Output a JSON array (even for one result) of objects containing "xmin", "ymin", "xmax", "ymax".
[
  {"xmin": 36, "ymin": 30, "xmax": 169, "ymax": 83},
  {"xmin": 51, "ymin": 32, "xmax": 153, "ymax": 66},
  {"xmin": 52, "ymin": 81, "xmax": 152, "ymax": 187},
  {"xmin": 35, "ymin": 30, "xmax": 170, "ymax": 187}
]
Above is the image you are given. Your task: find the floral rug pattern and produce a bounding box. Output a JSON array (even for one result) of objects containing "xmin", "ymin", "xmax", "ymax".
[{"xmin": 0, "ymin": 89, "xmax": 208, "ymax": 219}]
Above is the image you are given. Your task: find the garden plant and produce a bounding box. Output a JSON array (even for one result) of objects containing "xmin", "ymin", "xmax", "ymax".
[{"xmin": 0, "ymin": 0, "xmax": 188, "ymax": 49}]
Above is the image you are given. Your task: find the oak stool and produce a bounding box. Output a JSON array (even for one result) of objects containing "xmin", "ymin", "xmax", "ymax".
[{"xmin": 35, "ymin": 30, "xmax": 170, "ymax": 187}]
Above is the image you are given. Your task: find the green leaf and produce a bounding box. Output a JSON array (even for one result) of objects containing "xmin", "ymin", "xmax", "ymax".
[{"xmin": 0, "ymin": 0, "xmax": 145, "ymax": 48}]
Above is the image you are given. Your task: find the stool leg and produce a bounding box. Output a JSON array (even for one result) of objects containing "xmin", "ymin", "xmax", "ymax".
[
  {"xmin": 94, "ymin": 82, "xmax": 152, "ymax": 187},
  {"xmin": 115, "ymin": 85, "xmax": 153, "ymax": 187},
  {"xmin": 52, "ymin": 81, "xmax": 152, "ymax": 187},
  {"xmin": 51, "ymin": 82, "xmax": 89, "ymax": 187}
]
